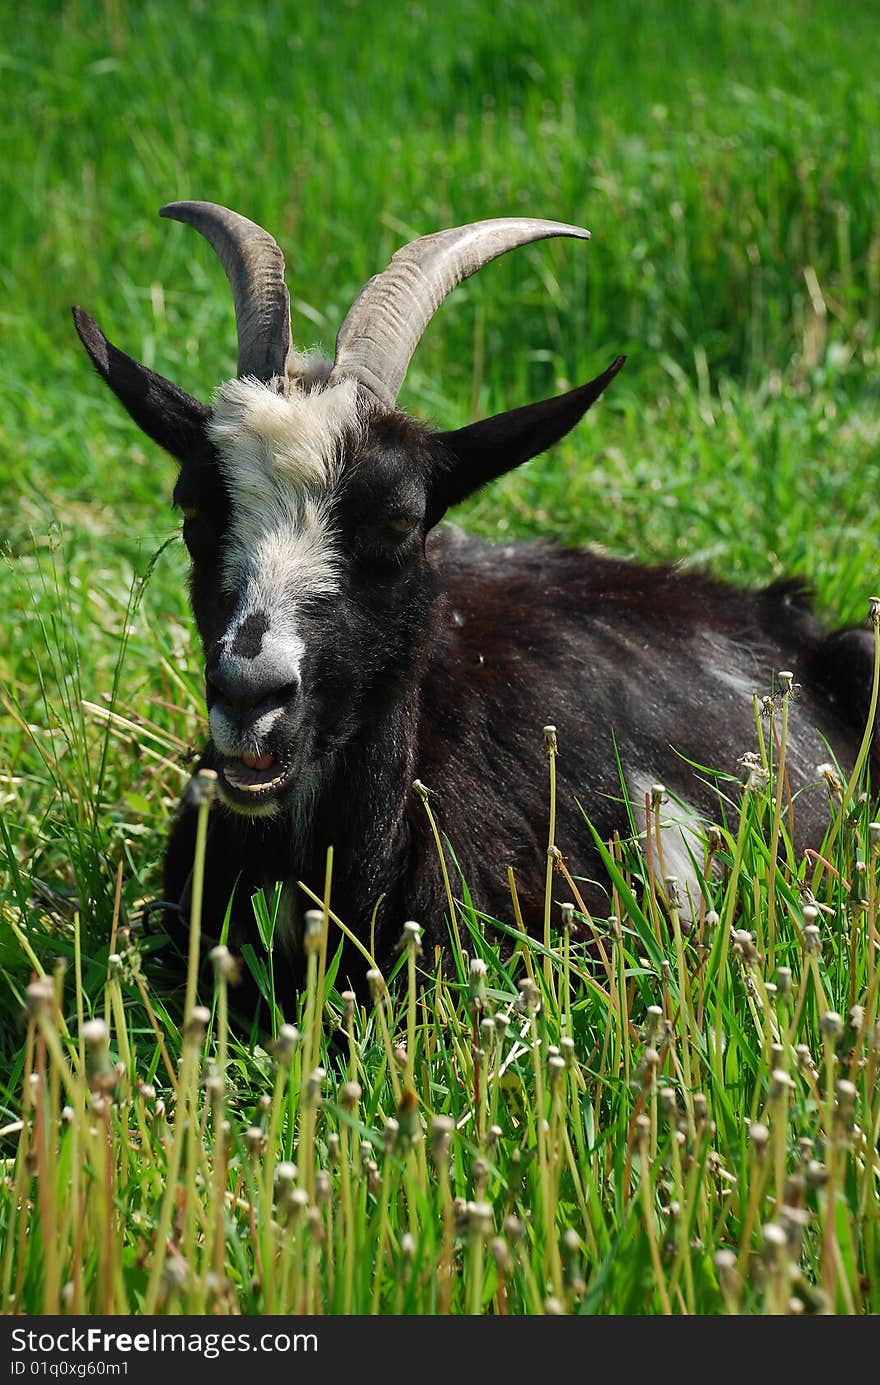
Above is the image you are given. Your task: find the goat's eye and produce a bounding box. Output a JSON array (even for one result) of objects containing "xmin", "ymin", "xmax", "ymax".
[{"xmin": 386, "ymin": 515, "xmax": 416, "ymax": 536}]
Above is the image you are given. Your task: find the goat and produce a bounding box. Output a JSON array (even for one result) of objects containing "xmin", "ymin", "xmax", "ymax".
[{"xmin": 74, "ymin": 201, "xmax": 877, "ymax": 1000}]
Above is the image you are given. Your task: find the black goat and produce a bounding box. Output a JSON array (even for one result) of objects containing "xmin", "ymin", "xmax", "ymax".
[{"xmin": 74, "ymin": 202, "xmax": 876, "ymax": 996}]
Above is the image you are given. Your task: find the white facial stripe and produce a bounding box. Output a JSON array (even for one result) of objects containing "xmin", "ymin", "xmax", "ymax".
[{"xmin": 208, "ymin": 375, "xmax": 363, "ymax": 612}]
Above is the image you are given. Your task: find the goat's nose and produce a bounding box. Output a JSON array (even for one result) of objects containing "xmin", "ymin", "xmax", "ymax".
[{"xmin": 205, "ymin": 652, "xmax": 301, "ymax": 720}]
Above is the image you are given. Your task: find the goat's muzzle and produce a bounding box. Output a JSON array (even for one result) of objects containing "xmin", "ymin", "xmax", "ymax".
[{"xmin": 205, "ymin": 647, "xmax": 307, "ymax": 811}]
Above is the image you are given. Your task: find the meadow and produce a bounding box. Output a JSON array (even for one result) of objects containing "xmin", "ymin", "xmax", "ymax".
[{"xmin": 1, "ymin": 0, "xmax": 880, "ymax": 1314}]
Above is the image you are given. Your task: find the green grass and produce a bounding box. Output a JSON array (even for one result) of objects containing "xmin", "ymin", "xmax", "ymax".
[{"xmin": 2, "ymin": 0, "xmax": 880, "ymax": 1315}]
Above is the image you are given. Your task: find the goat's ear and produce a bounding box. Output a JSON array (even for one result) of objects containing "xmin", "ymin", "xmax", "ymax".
[
  {"xmin": 72, "ymin": 307, "xmax": 210, "ymax": 464},
  {"xmin": 427, "ymin": 355, "xmax": 625, "ymax": 525}
]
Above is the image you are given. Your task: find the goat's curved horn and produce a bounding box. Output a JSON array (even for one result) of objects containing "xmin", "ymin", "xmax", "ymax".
[
  {"xmin": 160, "ymin": 201, "xmax": 291, "ymax": 383},
  {"xmin": 328, "ymin": 218, "xmax": 590, "ymax": 407}
]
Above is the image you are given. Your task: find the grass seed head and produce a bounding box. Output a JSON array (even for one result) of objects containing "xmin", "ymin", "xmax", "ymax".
[
  {"xmin": 643, "ymin": 1004, "xmax": 664, "ymax": 1042},
  {"xmin": 401, "ymin": 919, "xmax": 423, "ymax": 953},
  {"xmin": 805, "ymin": 1159, "xmax": 828, "ymax": 1189},
  {"xmin": 769, "ymin": 1068, "xmax": 795, "ymax": 1101},
  {"xmin": 187, "ymin": 767, "xmax": 218, "ymax": 808},
  {"xmin": 245, "ymin": 1126, "xmax": 266, "ymax": 1159},
  {"xmin": 269, "ymin": 1024, "xmax": 300, "ymax": 1065},
  {"xmin": 835, "ymin": 1079, "xmax": 857, "ymax": 1120},
  {"xmin": 289, "ymin": 1188, "xmax": 309, "ymax": 1216},
  {"xmin": 472, "ymin": 1156, "xmax": 490, "ymax": 1195},
  {"xmin": 503, "ymin": 1214, "xmax": 524, "ymax": 1243},
  {"xmin": 81, "ymin": 1017, "xmax": 110, "ymax": 1049},
  {"xmin": 208, "ymin": 944, "xmax": 238, "ymax": 981},
  {"xmin": 714, "ymin": 1249, "xmax": 741, "ymax": 1302},
  {"xmin": 490, "ymin": 1236, "xmax": 512, "ymax": 1277},
  {"xmin": 659, "ymin": 1087, "xmax": 678, "ymax": 1120},
  {"xmin": 819, "ymin": 1010, "xmax": 844, "ymax": 1044},
  {"xmin": 305, "ymin": 1067, "xmax": 325, "ymax": 1106},
  {"xmin": 161, "ymin": 1254, "xmax": 189, "ymax": 1297},
  {"xmin": 817, "ymin": 763, "xmax": 843, "ymax": 797},
  {"xmin": 778, "ymin": 1205, "xmax": 810, "ymax": 1255},
  {"xmin": 795, "ymin": 1044, "xmax": 817, "ymax": 1076},
  {"xmin": 466, "ymin": 1200, "xmax": 493, "ymax": 1238},
  {"xmin": 341, "ymin": 1081, "xmax": 362, "ymax": 1112},
  {"xmin": 547, "ymin": 1053, "xmax": 566, "ymax": 1086},
  {"xmin": 749, "ymin": 1121, "xmax": 770, "ymax": 1152},
  {"xmin": 732, "ymin": 928, "xmax": 759, "ymax": 964},
  {"xmin": 275, "ymin": 1160, "xmax": 297, "ymax": 1190},
  {"xmin": 468, "ymin": 957, "xmax": 488, "ymax": 1013},
  {"xmin": 516, "ymin": 977, "xmax": 540, "ymax": 1015},
  {"xmin": 184, "ymin": 1006, "xmax": 211, "ymax": 1046},
  {"xmin": 303, "ymin": 908, "xmax": 325, "ymax": 954},
  {"xmin": 25, "ymin": 976, "xmax": 55, "ymax": 1021},
  {"xmin": 761, "ymin": 1220, "xmax": 789, "ymax": 1267},
  {"xmin": 366, "ymin": 969, "xmax": 385, "ymax": 1003},
  {"xmin": 383, "ymin": 1117, "xmax": 400, "ymax": 1154},
  {"xmin": 430, "ymin": 1114, "xmax": 454, "ymax": 1164},
  {"xmin": 396, "ymin": 1087, "xmax": 420, "ymax": 1144}
]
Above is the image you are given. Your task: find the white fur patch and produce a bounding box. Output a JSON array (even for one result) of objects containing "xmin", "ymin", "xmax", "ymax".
[
  {"xmin": 698, "ymin": 632, "xmax": 759, "ymax": 704},
  {"xmin": 208, "ymin": 375, "xmax": 363, "ymax": 612},
  {"xmin": 628, "ymin": 772, "xmax": 707, "ymax": 917}
]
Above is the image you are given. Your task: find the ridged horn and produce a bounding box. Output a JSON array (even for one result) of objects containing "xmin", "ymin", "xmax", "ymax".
[
  {"xmin": 160, "ymin": 200, "xmax": 291, "ymax": 383},
  {"xmin": 328, "ymin": 218, "xmax": 591, "ymax": 407}
]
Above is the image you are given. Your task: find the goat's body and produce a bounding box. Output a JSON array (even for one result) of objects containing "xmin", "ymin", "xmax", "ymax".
[
  {"xmin": 164, "ymin": 526, "xmax": 874, "ymax": 996},
  {"xmin": 75, "ymin": 202, "xmax": 877, "ymax": 1009}
]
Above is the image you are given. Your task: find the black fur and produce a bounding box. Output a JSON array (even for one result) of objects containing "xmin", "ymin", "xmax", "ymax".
[{"xmin": 74, "ymin": 298, "xmax": 877, "ymax": 1017}]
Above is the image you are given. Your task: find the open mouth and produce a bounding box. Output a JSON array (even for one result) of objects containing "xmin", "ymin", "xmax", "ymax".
[{"xmin": 219, "ymin": 750, "xmax": 292, "ymax": 801}]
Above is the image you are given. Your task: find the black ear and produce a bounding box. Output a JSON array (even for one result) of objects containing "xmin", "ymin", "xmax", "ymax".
[
  {"xmin": 72, "ymin": 306, "xmax": 210, "ymax": 464},
  {"xmin": 428, "ymin": 355, "xmax": 625, "ymax": 525}
]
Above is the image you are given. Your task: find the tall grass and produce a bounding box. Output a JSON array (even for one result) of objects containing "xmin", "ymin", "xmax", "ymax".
[
  {"xmin": 2, "ymin": 0, "xmax": 880, "ymax": 1314},
  {"xmin": 3, "ymin": 630, "xmax": 880, "ymax": 1313}
]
